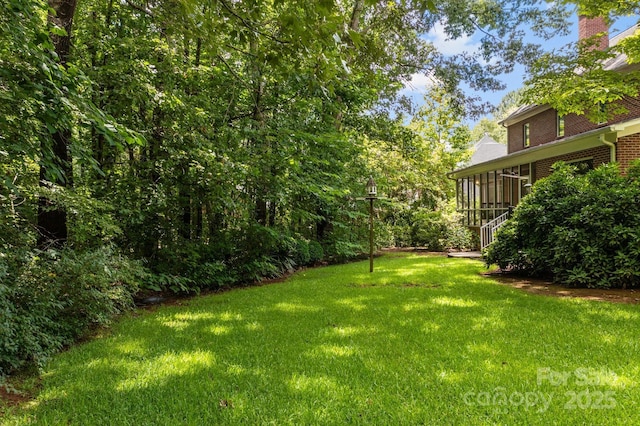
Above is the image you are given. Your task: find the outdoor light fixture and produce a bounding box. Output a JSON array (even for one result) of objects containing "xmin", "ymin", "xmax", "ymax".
[{"xmin": 366, "ymin": 179, "xmax": 377, "ymax": 273}]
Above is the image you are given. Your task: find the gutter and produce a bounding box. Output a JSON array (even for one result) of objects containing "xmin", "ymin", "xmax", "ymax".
[
  {"xmin": 449, "ymin": 116, "xmax": 640, "ymax": 180},
  {"xmin": 448, "ymin": 126, "xmax": 617, "ymax": 179}
]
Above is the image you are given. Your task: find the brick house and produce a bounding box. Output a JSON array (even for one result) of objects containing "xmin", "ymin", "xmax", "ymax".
[{"xmin": 449, "ymin": 17, "xmax": 640, "ymax": 244}]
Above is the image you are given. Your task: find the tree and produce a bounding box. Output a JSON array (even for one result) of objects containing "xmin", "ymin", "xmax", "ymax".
[
  {"xmin": 493, "ymin": 89, "xmax": 524, "ymax": 121},
  {"xmin": 4, "ymin": 0, "xmax": 581, "ymax": 268},
  {"xmin": 470, "ymin": 118, "xmax": 506, "ymax": 144},
  {"xmin": 35, "ymin": 0, "xmax": 79, "ymax": 248},
  {"xmin": 523, "ymin": 3, "xmax": 640, "ymax": 122}
]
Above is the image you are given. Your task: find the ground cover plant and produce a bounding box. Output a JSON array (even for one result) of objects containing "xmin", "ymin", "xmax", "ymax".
[{"xmin": 3, "ymin": 253, "xmax": 639, "ymax": 424}]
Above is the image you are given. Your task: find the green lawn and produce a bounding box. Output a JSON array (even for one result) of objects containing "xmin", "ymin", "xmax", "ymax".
[{"xmin": 3, "ymin": 253, "xmax": 640, "ymax": 425}]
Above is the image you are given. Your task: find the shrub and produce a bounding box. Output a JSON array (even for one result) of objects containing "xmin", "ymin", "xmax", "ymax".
[
  {"xmin": 292, "ymin": 238, "xmax": 311, "ymax": 267},
  {"xmin": 485, "ymin": 162, "xmax": 640, "ymax": 288},
  {"xmin": 149, "ymin": 227, "xmax": 326, "ymax": 291},
  {"xmin": 324, "ymin": 240, "xmax": 365, "ymax": 263},
  {"xmin": 153, "ymin": 241, "xmax": 237, "ymax": 292},
  {"xmin": 0, "ymin": 246, "xmax": 144, "ymax": 378},
  {"xmin": 390, "ymin": 224, "xmax": 413, "ymax": 247},
  {"xmin": 409, "ymin": 207, "xmax": 473, "ymax": 251},
  {"xmin": 308, "ymin": 240, "xmax": 324, "ymax": 265},
  {"xmin": 411, "ymin": 210, "xmax": 447, "ymax": 250}
]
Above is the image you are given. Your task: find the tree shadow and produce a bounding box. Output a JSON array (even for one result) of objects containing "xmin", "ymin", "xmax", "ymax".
[{"xmin": 11, "ymin": 255, "xmax": 640, "ymax": 424}]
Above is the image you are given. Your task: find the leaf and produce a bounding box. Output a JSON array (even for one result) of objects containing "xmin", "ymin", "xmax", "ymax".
[
  {"xmin": 50, "ymin": 25, "xmax": 68, "ymax": 37},
  {"xmin": 424, "ymin": 0, "xmax": 436, "ymax": 13},
  {"xmin": 348, "ymin": 30, "xmax": 363, "ymax": 48},
  {"xmin": 341, "ymin": 59, "xmax": 351, "ymax": 74}
]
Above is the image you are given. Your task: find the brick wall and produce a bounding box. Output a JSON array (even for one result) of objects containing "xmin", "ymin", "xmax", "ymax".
[
  {"xmin": 507, "ymin": 124, "xmax": 522, "ymax": 154},
  {"xmin": 508, "ymin": 109, "xmax": 558, "ymax": 153},
  {"xmin": 535, "ymin": 146, "xmax": 611, "ymax": 179},
  {"xmin": 565, "ymin": 98, "xmax": 640, "ymax": 137},
  {"xmin": 507, "ymin": 97, "xmax": 640, "ymax": 155},
  {"xmin": 617, "ymin": 133, "xmax": 640, "ymax": 173}
]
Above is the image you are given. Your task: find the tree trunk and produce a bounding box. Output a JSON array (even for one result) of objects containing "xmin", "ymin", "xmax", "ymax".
[
  {"xmin": 349, "ymin": 0, "xmax": 365, "ymax": 32},
  {"xmin": 37, "ymin": 0, "xmax": 78, "ymax": 248},
  {"xmin": 179, "ymin": 172, "xmax": 192, "ymax": 240},
  {"xmin": 249, "ymin": 36, "xmax": 270, "ymax": 226},
  {"xmin": 48, "ymin": 0, "xmax": 78, "ymax": 66}
]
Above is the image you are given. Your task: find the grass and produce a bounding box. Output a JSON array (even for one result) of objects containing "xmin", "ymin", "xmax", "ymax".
[{"xmin": 3, "ymin": 253, "xmax": 640, "ymax": 425}]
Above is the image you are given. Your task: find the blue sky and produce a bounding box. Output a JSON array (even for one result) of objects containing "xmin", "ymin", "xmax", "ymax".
[{"xmin": 401, "ymin": 14, "xmax": 639, "ymax": 122}]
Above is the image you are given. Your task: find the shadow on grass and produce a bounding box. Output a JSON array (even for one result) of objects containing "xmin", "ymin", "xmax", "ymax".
[{"xmin": 7, "ymin": 254, "xmax": 640, "ymax": 425}]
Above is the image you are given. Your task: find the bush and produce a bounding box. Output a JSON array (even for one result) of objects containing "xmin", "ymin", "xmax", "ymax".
[
  {"xmin": 485, "ymin": 162, "xmax": 640, "ymax": 288},
  {"xmin": 411, "ymin": 210, "xmax": 446, "ymax": 250},
  {"xmin": 292, "ymin": 238, "xmax": 311, "ymax": 267},
  {"xmin": 0, "ymin": 246, "xmax": 144, "ymax": 378},
  {"xmin": 390, "ymin": 224, "xmax": 413, "ymax": 247},
  {"xmin": 308, "ymin": 240, "xmax": 324, "ymax": 265},
  {"xmin": 324, "ymin": 240, "xmax": 365, "ymax": 263},
  {"xmin": 410, "ymin": 207, "xmax": 473, "ymax": 251},
  {"xmin": 149, "ymin": 228, "xmax": 327, "ymax": 292},
  {"xmin": 153, "ymin": 240, "xmax": 237, "ymax": 292}
]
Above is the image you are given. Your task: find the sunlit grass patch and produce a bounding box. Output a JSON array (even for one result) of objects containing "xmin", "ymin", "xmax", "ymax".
[{"xmin": 3, "ymin": 253, "xmax": 640, "ymax": 425}]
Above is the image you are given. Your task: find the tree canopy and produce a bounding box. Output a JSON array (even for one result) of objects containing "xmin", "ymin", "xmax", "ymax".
[{"xmin": 524, "ymin": 2, "xmax": 640, "ymax": 122}]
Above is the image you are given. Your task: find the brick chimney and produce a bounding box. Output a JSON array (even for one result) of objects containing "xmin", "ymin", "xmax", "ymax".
[{"xmin": 578, "ymin": 15, "xmax": 609, "ymax": 50}]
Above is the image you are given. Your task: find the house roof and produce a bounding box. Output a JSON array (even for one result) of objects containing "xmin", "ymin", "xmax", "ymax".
[{"xmin": 466, "ymin": 134, "xmax": 507, "ymax": 166}]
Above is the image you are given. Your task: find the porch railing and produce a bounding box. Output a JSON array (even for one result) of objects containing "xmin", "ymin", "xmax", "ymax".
[
  {"xmin": 458, "ymin": 207, "xmax": 510, "ymax": 228},
  {"xmin": 480, "ymin": 210, "xmax": 511, "ymax": 250}
]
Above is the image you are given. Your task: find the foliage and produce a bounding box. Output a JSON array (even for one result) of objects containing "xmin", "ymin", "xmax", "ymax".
[
  {"xmin": 0, "ymin": 0, "xmax": 587, "ymax": 376},
  {"xmin": 486, "ymin": 161, "xmax": 640, "ymax": 288},
  {"xmin": 492, "ymin": 88, "xmax": 525, "ymax": 121},
  {"xmin": 470, "ymin": 117, "xmax": 507, "ymax": 144},
  {"xmin": 471, "ymin": 88, "xmax": 524, "ymax": 144},
  {"xmin": 323, "ymin": 239, "xmax": 366, "ymax": 264},
  {"xmin": 408, "ymin": 206, "xmax": 474, "ymax": 251},
  {"xmin": 292, "ymin": 238, "xmax": 311, "ymax": 268},
  {"xmin": 524, "ymin": 4, "xmax": 640, "ymax": 122},
  {"xmin": 0, "ymin": 246, "xmax": 144, "ymax": 378},
  {"xmin": 308, "ymin": 240, "xmax": 325, "ymax": 265}
]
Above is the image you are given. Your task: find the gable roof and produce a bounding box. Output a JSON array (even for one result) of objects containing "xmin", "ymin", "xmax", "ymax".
[{"xmin": 466, "ymin": 133, "xmax": 507, "ymax": 166}]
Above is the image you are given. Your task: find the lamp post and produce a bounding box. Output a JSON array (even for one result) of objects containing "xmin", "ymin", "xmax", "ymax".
[{"xmin": 365, "ymin": 177, "xmax": 377, "ymax": 273}]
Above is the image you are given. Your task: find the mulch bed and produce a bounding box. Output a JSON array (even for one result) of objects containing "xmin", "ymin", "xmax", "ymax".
[{"xmin": 484, "ymin": 270, "xmax": 640, "ymax": 304}]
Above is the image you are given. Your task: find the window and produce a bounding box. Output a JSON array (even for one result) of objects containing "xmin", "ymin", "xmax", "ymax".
[
  {"xmin": 523, "ymin": 123, "xmax": 530, "ymax": 147},
  {"xmin": 557, "ymin": 114, "xmax": 565, "ymax": 138}
]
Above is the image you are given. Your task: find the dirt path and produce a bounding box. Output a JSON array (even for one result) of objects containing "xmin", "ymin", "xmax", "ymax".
[{"xmin": 485, "ymin": 271, "xmax": 640, "ymax": 304}]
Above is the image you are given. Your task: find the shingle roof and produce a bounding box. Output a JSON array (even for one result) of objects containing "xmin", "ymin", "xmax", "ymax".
[{"xmin": 466, "ymin": 134, "xmax": 507, "ymax": 166}]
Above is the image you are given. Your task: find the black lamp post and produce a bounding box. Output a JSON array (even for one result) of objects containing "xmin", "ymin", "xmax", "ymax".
[{"xmin": 365, "ymin": 177, "xmax": 377, "ymax": 273}]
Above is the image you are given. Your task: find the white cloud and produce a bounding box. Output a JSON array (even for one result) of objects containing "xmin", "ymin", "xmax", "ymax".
[
  {"xmin": 402, "ymin": 73, "xmax": 436, "ymax": 95},
  {"xmin": 400, "ymin": 21, "xmax": 483, "ymax": 102},
  {"xmin": 427, "ymin": 21, "xmax": 480, "ymax": 56}
]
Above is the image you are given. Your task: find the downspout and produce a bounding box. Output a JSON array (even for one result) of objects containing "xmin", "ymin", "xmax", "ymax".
[{"xmin": 599, "ymin": 133, "xmax": 616, "ymax": 163}]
